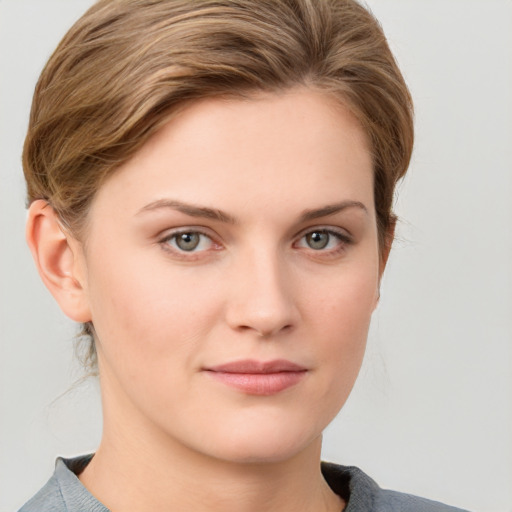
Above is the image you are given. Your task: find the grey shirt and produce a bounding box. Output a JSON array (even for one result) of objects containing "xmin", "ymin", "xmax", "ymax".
[{"xmin": 18, "ymin": 455, "xmax": 470, "ymax": 512}]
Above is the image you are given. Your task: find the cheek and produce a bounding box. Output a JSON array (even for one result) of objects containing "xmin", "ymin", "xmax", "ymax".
[
  {"xmin": 84, "ymin": 250, "xmax": 223, "ymax": 370},
  {"xmin": 311, "ymin": 261, "xmax": 378, "ymax": 336},
  {"xmin": 307, "ymin": 262, "xmax": 378, "ymax": 388}
]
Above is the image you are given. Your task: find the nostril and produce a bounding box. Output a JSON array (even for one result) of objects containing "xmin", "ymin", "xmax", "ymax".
[
  {"xmin": 224, "ymin": 267, "xmax": 300, "ymax": 337},
  {"xmin": 241, "ymin": 322, "xmax": 294, "ymax": 338}
]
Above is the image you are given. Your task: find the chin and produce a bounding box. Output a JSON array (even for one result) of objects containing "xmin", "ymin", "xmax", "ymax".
[
  {"xmin": 196, "ymin": 418, "xmax": 323, "ymax": 465},
  {"xmin": 209, "ymin": 441, "xmax": 311, "ymax": 465}
]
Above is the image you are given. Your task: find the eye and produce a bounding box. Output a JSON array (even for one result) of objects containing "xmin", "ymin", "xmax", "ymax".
[
  {"xmin": 305, "ymin": 231, "xmax": 331, "ymax": 250},
  {"xmin": 161, "ymin": 230, "xmax": 215, "ymax": 253},
  {"xmin": 295, "ymin": 228, "xmax": 351, "ymax": 252}
]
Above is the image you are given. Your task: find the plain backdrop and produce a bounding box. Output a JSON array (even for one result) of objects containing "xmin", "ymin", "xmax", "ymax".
[{"xmin": 1, "ymin": 1, "xmax": 511, "ymax": 511}]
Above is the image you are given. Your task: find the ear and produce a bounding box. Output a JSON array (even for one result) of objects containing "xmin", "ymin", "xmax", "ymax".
[
  {"xmin": 374, "ymin": 218, "xmax": 396, "ymax": 308},
  {"xmin": 26, "ymin": 200, "xmax": 91, "ymax": 323},
  {"xmin": 379, "ymin": 217, "xmax": 396, "ymax": 277}
]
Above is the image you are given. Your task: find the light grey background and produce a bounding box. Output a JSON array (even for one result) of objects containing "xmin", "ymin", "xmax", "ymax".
[{"xmin": 1, "ymin": 1, "xmax": 511, "ymax": 511}]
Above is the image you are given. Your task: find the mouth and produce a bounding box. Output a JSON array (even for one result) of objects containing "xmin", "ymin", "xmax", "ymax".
[{"xmin": 203, "ymin": 359, "xmax": 308, "ymax": 396}]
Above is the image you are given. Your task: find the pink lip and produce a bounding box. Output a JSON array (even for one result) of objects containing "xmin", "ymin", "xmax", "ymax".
[{"xmin": 203, "ymin": 359, "xmax": 308, "ymax": 396}]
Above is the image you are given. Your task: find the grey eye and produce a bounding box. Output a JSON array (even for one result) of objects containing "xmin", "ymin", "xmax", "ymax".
[
  {"xmin": 175, "ymin": 232, "xmax": 201, "ymax": 251},
  {"xmin": 305, "ymin": 231, "xmax": 330, "ymax": 250}
]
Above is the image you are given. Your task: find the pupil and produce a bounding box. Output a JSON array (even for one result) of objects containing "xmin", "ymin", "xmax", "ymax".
[
  {"xmin": 176, "ymin": 233, "xmax": 200, "ymax": 251},
  {"xmin": 307, "ymin": 231, "xmax": 329, "ymax": 250}
]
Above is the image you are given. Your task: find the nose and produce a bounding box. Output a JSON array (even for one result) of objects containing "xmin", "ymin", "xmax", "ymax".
[{"xmin": 225, "ymin": 248, "xmax": 300, "ymax": 338}]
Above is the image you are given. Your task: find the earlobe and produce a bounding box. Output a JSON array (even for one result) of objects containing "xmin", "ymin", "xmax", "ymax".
[{"xmin": 26, "ymin": 200, "xmax": 91, "ymax": 323}]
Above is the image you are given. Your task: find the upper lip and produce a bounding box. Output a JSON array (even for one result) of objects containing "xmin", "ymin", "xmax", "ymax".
[{"xmin": 205, "ymin": 359, "xmax": 307, "ymax": 374}]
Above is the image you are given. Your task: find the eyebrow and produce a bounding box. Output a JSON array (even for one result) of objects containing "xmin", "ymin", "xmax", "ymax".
[
  {"xmin": 137, "ymin": 198, "xmax": 368, "ymax": 224},
  {"xmin": 299, "ymin": 200, "xmax": 368, "ymax": 222},
  {"xmin": 137, "ymin": 199, "xmax": 236, "ymax": 224}
]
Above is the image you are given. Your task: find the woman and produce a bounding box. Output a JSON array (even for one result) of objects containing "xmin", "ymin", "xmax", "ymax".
[{"xmin": 18, "ymin": 1, "xmax": 468, "ymax": 511}]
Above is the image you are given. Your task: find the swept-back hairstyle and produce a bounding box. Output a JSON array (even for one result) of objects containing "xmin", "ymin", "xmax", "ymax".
[{"xmin": 23, "ymin": 0, "xmax": 414, "ymax": 371}]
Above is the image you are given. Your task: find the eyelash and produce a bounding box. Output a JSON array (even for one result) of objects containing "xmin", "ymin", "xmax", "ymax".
[
  {"xmin": 158, "ymin": 227, "xmax": 353, "ymax": 259},
  {"xmin": 159, "ymin": 228, "xmax": 221, "ymax": 259},
  {"xmin": 293, "ymin": 228, "xmax": 353, "ymax": 256}
]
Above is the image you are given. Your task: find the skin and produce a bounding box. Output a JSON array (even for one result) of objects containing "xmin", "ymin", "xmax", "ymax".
[{"xmin": 27, "ymin": 88, "xmax": 389, "ymax": 512}]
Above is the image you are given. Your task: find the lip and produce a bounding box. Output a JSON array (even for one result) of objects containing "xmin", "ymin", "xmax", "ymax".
[{"xmin": 203, "ymin": 359, "xmax": 308, "ymax": 396}]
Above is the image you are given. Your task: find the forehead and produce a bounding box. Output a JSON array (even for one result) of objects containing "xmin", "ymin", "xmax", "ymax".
[{"xmin": 91, "ymin": 88, "xmax": 374, "ymax": 221}]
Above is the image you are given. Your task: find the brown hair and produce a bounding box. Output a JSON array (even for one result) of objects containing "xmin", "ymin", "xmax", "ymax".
[{"xmin": 23, "ymin": 0, "xmax": 414, "ymax": 371}]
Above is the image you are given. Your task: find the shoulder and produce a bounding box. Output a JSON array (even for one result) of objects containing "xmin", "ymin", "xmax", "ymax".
[
  {"xmin": 17, "ymin": 456, "xmax": 106, "ymax": 512},
  {"xmin": 18, "ymin": 472, "xmax": 64, "ymax": 512},
  {"xmin": 373, "ymin": 488, "xmax": 470, "ymax": 512},
  {"xmin": 321, "ymin": 462, "xmax": 471, "ymax": 512}
]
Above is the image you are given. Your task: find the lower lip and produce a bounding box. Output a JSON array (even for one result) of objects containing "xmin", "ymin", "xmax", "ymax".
[{"xmin": 205, "ymin": 371, "xmax": 306, "ymax": 396}]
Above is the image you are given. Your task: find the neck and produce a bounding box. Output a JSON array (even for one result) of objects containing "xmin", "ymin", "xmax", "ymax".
[{"xmin": 80, "ymin": 403, "xmax": 343, "ymax": 512}]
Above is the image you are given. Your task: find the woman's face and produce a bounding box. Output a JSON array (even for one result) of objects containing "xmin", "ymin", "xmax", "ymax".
[{"xmin": 76, "ymin": 88, "xmax": 382, "ymax": 463}]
